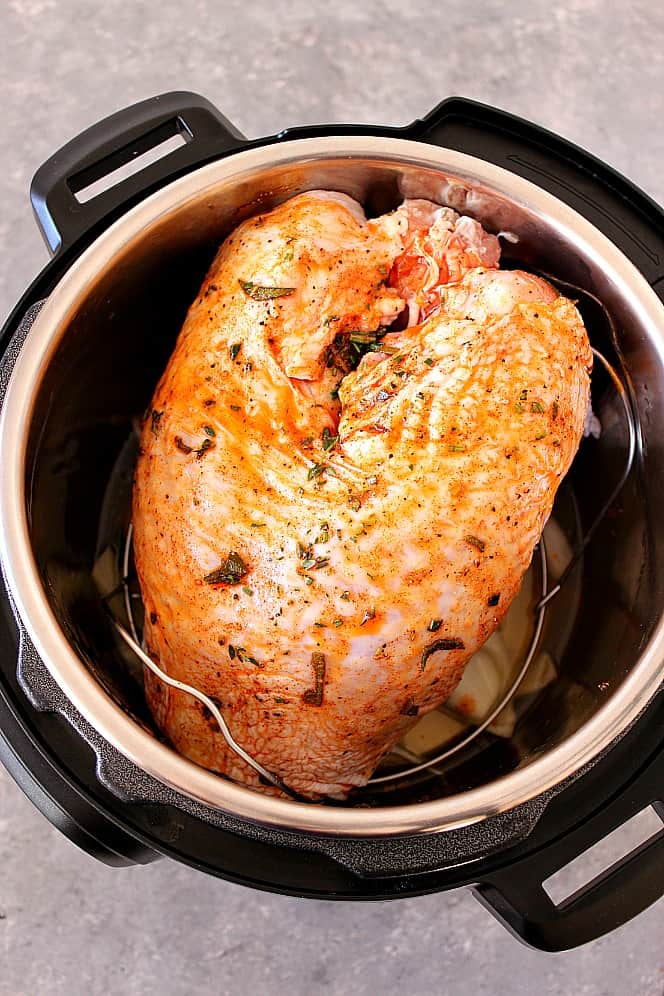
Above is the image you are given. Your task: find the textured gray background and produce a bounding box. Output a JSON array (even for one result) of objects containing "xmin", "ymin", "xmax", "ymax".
[{"xmin": 1, "ymin": 0, "xmax": 664, "ymax": 993}]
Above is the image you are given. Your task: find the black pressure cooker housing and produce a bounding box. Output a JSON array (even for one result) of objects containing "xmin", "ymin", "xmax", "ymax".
[{"xmin": 0, "ymin": 93, "xmax": 663, "ymax": 952}]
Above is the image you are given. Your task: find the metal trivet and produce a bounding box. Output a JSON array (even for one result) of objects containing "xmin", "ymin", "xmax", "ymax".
[{"xmin": 108, "ymin": 333, "xmax": 636, "ymax": 796}]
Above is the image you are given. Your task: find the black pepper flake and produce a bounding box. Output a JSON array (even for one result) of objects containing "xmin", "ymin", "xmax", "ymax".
[
  {"xmin": 427, "ymin": 619, "xmax": 443, "ymax": 632},
  {"xmin": 149, "ymin": 611, "xmax": 158, "ymax": 625},
  {"xmin": 552, "ymin": 400, "xmax": 559, "ymax": 421},
  {"xmin": 302, "ymin": 652, "xmax": 326, "ymax": 706},
  {"xmin": 488, "ymin": 593, "xmax": 501, "ymax": 606},
  {"xmin": 400, "ymin": 698, "xmax": 419, "ymax": 717},
  {"xmin": 230, "ymin": 343, "xmax": 241, "ymax": 361},
  {"xmin": 203, "ymin": 424, "xmax": 216, "ymax": 437},
  {"xmin": 420, "ymin": 637, "xmax": 465, "ymax": 671},
  {"xmin": 203, "ymin": 399, "xmax": 216, "ymax": 408}
]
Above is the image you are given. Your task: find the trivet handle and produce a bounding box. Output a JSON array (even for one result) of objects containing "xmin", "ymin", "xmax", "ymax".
[
  {"xmin": 30, "ymin": 91, "xmax": 246, "ymax": 256},
  {"xmin": 475, "ymin": 747, "xmax": 664, "ymax": 951}
]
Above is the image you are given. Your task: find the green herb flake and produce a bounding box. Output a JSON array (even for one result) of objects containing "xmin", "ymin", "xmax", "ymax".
[
  {"xmin": 305, "ymin": 576, "xmax": 314, "ymax": 586},
  {"xmin": 239, "ymin": 279, "xmax": 296, "ymax": 300},
  {"xmin": 535, "ymin": 430, "xmax": 547, "ymax": 441},
  {"xmin": 531, "ymin": 401, "xmax": 545, "ymax": 414},
  {"xmin": 464, "ymin": 534, "xmax": 486, "ymax": 553},
  {"xmin": 514, "ymin": 402, "xmax": 525, "ymax": 413},
  {"xmin": 332, "ymin": 618, "xmax": 343, "ymax": 628},
  {"xmin": 360, "ymin": 607, "xmax": 376, "ymax": 626},
  {"xmin": 519, "ymin": 389, "xmax": 529, "ymax": 401},
  {"xmin": 203, "ymin": 424, "xmax": 216, "ymax": 437},
  {"xmin": 150, "ymin": 409, "xmax": 164, "ymax": 434},
  {"xmin": 349, "ymin": 331, "xmax": 378, "ymax": 345},
  {"xmin": 448, "ymin": 443, "xmax": 466, "ymax": 453},
  {"xmin": 552, "ymin": 400, "xmax": 559, "ymax": 421},
  {"xmin": 174, "ymin": 436, "xmax": 193, "ymax": 454},
  {"xmin": 322, "ymin": 427, "xmax": 338, "ymax": 452},
  {"xmin": 230, "ymin": 343, "xmax": 241, "ymax": 361},
  {"xmin": 274, "ymin": 697, "xmax": 287, "ymax": 704},
  {"xmin": 242, "ymin": 586, "xmax": 253, "ymax": 596},
  {"xmin": 420, "ymin": 637, "xmax": 465, "ymax": 671},
  {"xmin": 230, "ymin": 404, "xmax": 241, "ymax": 412},
  {"xmin": 195, "ymin": 438, "xmax": 215, "ymax": 459},
  {"xmin": 301, "ymin": 558, "xmax": 316, "ymax": 569},
  {"xmin": 428, "ymin": 619, "xmax": 443, "ymax": 632},
  {"xmin": 340, "ymin": 590, "xmax": 351, "ymax": 601},
  {"xmin": 228, "ymin": 644, "xmax": 236, "ymax": 660},
  {"xmin": 307, "ymin": 463, "xmax": 326, "ymax": 481},
  {"xmin": 312, "ymin": 557, "xmax": 329, "ymax": 570},
  {"xmin": 204, "ymin": 551, "xmax": 249, "ymax": 586},
  {"xmin": 302, "ymin": 652, "xmax": 326, "ymax": 706},
  {"xmin": 424, "ymin": 357, "xmax": 434, "ymax": 367}
]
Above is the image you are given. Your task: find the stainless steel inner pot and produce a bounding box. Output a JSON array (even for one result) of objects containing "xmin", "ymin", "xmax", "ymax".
[{"xmin": 2, "ymin": 136, "xmax": 664, "ymax": 836}]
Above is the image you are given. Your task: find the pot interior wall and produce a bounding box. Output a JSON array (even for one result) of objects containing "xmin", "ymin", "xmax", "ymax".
[{"xmin": 23, "ymin": 155, "xmax": 660, "ymax": 807}]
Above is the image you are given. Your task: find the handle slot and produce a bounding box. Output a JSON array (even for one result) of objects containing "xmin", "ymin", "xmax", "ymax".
[
  {"xmin": 543, "ymin": 803, "xmax": 664, "ymax": 907},
  {"xmin": 70, "ymin": 120, "xmax": 192, "ymax": 205}
]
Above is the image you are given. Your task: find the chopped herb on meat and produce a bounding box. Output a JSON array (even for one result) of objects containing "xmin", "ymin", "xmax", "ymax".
[
  {"xmin": 204, "ymin": 552, "xmax": 249, "ymax": 586},
  {"xmin": 239, "ymin": 279, "xmax": 295, "ymax": 300}
]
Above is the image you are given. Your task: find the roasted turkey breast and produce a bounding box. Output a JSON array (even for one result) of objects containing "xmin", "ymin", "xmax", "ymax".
[{"xmin": 132, "ymin": 191, "xmax": 592, "ymax": 798}]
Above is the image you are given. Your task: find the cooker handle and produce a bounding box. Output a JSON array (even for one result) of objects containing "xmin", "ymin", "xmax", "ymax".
[
  {"xmin": 30, "ymin": 91, "xmax": 247, "ymax": 256},
  {"xmin": 475, "ymin": 747, "xmax": 664, "ymax": 951}
]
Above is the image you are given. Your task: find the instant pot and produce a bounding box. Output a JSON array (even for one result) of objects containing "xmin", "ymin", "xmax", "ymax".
[{"xmin": 1, "ymin": 91, "xmax": 663, "ymax": 952}]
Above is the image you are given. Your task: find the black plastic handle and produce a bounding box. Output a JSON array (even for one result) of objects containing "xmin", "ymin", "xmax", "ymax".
[
  {"xmin": 476, "ymin": 746, "xmax": 664, "ymax": 951},
  {"xmin": 30, "ymin": 91, "xmax": 246, "ymax": 256}
]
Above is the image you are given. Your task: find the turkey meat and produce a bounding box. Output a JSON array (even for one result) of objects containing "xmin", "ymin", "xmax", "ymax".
[{"xmin": 132, "ymin": 190, "xmax": 592, "ymax": 799}]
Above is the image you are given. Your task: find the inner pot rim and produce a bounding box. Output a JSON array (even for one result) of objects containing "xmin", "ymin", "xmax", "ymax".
[{"xmin": 2, "ymin": 135, "xmax": 664, "ymax": 838}]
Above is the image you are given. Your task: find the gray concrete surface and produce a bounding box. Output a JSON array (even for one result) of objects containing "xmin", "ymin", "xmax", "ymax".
[{"xmin": 1, "ymin": 0, "xmax": 664, "ymax": 993}]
